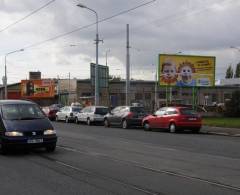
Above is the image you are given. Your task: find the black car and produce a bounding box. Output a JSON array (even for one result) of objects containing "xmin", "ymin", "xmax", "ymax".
[
  {"xmin": 0, "ymin": 100, "xmax": 57, "ymax": 154},
  {"xmin": 104, "ymin": 106, "xmax": 147, "ymax": 129}
]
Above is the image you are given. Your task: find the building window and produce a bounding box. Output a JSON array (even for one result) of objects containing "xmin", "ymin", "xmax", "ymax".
[
  {"xmin": 81, "ymin": 92, "xmax": 92, "ymax": 97},
  {"xmin": 145, "ymin": 93, "xmax": 151, "ymax": 100},
  {"xmin": 135, "ymin": 93, "xmax": 143, "ymax": 100},
  {"xmin": 158, "ymin": 92, "xmax": 166, "ymax": 99}
]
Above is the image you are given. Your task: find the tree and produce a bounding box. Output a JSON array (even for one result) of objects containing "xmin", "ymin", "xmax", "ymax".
[
  {"xmin": 234, "ymin": 62, "xmax": 240, "ymax": 78},
  {"xmin": 224, "ymin": 91, "xmax": 240, "ymax": 117},
  {"xmin": 225, "ymin": 65, "xmax": 234, "ymax": 78}
]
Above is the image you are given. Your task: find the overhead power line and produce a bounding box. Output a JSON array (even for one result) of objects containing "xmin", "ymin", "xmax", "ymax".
[
  {"xmin": 21, "ymin": 0, "xmax": 157, "ymax": 50},
  {"xmin": 0, "ymin": 0, "xmax": 56, "ymax": 33}
]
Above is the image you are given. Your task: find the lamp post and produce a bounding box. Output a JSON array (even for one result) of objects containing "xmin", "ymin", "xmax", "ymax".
[
  {"xmin": 77, "ymin": 3, "xmax": 100, "ymax": 106},
  {"xmin": 4, "ymin": 48, "xmax": 24, "ymax": 99}
]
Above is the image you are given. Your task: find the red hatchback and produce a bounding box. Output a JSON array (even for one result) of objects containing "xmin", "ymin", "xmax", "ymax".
[{"xmin": 142, "ymin": 107, "xmax": 202, "ymax": 133}]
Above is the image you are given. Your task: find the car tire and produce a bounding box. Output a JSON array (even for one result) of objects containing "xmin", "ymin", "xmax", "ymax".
[
  {"xmin": 143, "ymin": 122, "xmax": 151, "ymax": 131},
  {"xmin": 75, "ymin": 117, "xmax": 79, "ymax": 124},
  {"xmin": 122, "ymin": 119, "xmax": 129, "ymax": 129},
  {"xmin": 169, "ymin": 123, "xmax": 177, "ymax": 133},
  {"xmin": 104, "ymin": 119, "xmax": 110, "ymax": 127},
  {"xmin": 65, "ymin": 117, "xmax": 69, "ymax": 123},
  {"xmin": 87, "ymin": 118, "xmax": 91, "ymax": 126},
  {"xmin": 46, "ymin": 144, "xmax": 56, "ymax": 152}
]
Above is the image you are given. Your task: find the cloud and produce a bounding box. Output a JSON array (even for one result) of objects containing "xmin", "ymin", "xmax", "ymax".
[{"xmin": 0, "ymin": 0, "xmax": 240, "ymax": 84}]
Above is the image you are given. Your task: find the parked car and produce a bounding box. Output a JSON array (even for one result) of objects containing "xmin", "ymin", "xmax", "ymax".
[
  {"xmin": 0, "ymin": 100, "xmax": 57, "ymax": 154},
  {"xmin": 142, "ymin": 107, "xmax": 202, "ymax": 133},
  {"xmin": 55, "ymin": 106, "xmax": 82, "ymax": 123},
  {"xmin": 42, "ymin": 106, "xmax": 60, "ymax": 121},
  {"xmin": 75, "ymin": 106, "xmax": 109, "ymax": 125},
  {"xmin": 104, "ymin": 106, "xmax": 147, "ymax": 129}
]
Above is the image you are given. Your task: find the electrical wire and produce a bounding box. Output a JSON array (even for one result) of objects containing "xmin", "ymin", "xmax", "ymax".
[
  {"xmin": 0, "ymin": 0, "xmax": 56, "ymax": 33},
  {"xmin": 20, "ymin": 0, "xmax": 157, "ymax": 50}
]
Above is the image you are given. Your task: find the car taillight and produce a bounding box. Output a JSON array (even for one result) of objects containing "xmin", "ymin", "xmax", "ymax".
[
  {"xmin": 49, "ymin": 110, "xmax": 54, "ymax": 115},
  {"xmin": 126, "ymin": 112, "xmax": 134, "ymax": 119}
]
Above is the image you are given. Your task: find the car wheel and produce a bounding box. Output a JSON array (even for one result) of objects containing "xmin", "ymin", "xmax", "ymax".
[
  {"xmin": 46, "ymin": 144, "xmax": 56, "ymax": 152},
  {"xmin": 143, "ymin": 122, "xmax": 151, "ymax": 131},
  {"xmin": 169, "ymin": 123, "xmax": 177, "ymax": 133},
  {"xmin": 122, "ymin": 119, "xmax": 128, "ymax": 129},
  {"xmin": 75, "ymin": 117, "xmax": 79, "ymax": 124},
  {"xmin": 65, "ymin": 117, "xmax": 69, "ymax": 123},
  {"xmin": 87, "ymin": 118, "xmax": 91, "ymax": 126},
  {"xmin": 104, "ymin": 119, "xmax": 110, "ymax": 127}
]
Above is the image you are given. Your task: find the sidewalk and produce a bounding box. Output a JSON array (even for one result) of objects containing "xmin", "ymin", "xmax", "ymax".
[{"xmin": 201, "ymin": 126, "xmax": 240, "ymax": 137}]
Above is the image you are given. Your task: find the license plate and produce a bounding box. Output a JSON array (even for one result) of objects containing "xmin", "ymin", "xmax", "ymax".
[
  {"xmin": 27, "ymin": 139, "xmax": 43, "ymax": 144},
  {"xmin": 188, "ymin": 118, "xmax": 197, "ymax": 121}
]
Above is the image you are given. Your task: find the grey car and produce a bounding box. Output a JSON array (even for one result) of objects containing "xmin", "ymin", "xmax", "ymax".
[
  {"xmin": 75, "ymin": 106, "xmax": 109, "ymax": 125},
  {"xmin": 56, "ymin": 106, "xmax": 82, "ymax": 123}
]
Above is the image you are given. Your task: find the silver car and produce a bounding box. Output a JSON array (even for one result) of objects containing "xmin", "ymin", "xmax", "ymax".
[
  {"xmin": 75, "ymin": 106, "xmax": 109, "ymax": 125},
  {"xmin": 56, "ymin": 106, "xmax": 82, "ymax": 123}
]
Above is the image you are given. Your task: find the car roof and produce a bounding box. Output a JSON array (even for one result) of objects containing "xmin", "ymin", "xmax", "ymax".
[
  {"xmin": 159, "ymin": 106, "xmax": 193, "ymax": 110},
  {"xmin": 0, "ymin": 100, "xmax": 35, "ymax": 105}
]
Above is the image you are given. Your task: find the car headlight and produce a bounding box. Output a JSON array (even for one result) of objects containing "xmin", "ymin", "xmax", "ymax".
[
  {"xmin": 44, "ymin": 129, "xmax": 56, "ymax": 135},
  {"xmin": 5, "ymin": 131, "xmax": 23, "ymax": 136}
]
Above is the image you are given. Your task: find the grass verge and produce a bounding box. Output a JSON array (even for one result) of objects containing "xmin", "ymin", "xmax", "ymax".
[{"xmin": 203, "ymin": 117, "xmax": 240, "ymax": 128}]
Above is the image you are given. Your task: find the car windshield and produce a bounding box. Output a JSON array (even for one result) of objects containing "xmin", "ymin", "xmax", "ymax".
[
  {"xmin": 1, "ymin": 104, "xmax": 45, "ymax": 120},
  {"xmin": 72, "ymin": 107, "xmax": 82, "ymax": 112},
  {"xmin": 95, "ymin": 107, "xmax": 109, "ymax": 115},
  {"xmin": 130, "ymin": 107, "xmax": 145, "ymax": 113},
  {"xmin": 180, "ymin": 108, "xmax": 198, "ymax": 116}
]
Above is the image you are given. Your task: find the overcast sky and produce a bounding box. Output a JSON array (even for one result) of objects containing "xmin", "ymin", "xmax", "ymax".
[{"xmin": 1, "ymin": 0, "xmax": 240, "ymax": 84}]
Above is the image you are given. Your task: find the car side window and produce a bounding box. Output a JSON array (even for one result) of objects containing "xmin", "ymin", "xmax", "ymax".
[
  {"xmin": 90, "ymin": 107, "xmax": 95, "ymax": 113},
  {"xmin": 82, "ymin": 107, "xmax": 88, "ymax": 113},
  {"xmin": 155, "ymin": 109, "xmax": 166, "ymax": 116},
  {"xmin": 111, "ymin": 107, "xmax": 120, "ymax": 114},
  {"xmin": 166, "ymin": 108, "xmax": 178, "ymax": 115}
]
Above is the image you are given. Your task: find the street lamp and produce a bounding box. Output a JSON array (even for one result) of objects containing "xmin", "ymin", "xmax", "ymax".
[
  {"xmin": 4, "ymin": 48, "xmax": 24, "ymax": 99},
  {"xmin": 77, "ymin": 3, "xmax": 100, "ymax": 106}
]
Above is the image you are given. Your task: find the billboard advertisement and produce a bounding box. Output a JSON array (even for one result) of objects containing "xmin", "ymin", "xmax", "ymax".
[
  {"xmin": 90, "ymin": 63, "xmax": 109, "ymax": 88},
  {"xmin": 159, "ymin": 54, "xmax": 215, "ymax": 87},
  {"xmin": 21, "ymin": 79, "xmax": 55, "ymax": 98}
]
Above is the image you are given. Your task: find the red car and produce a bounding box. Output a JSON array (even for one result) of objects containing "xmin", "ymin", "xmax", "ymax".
[
  {"xmin": 142, "ymin": 107, "xmax": 202, "ymax": 133},
  {"xmin": 42, "ymin": 106, "xmax": 60, "ymax": 121}
]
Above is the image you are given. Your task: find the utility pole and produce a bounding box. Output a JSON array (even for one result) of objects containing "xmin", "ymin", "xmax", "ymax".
[
  {"xmin": 126, "ymin": 24, "xmax": 130, "ymax": 106},
  {"xmin": 154, "ymin": 71, "xmax": 158, "ymax": 110},
  {"xmin": 68, "ymin": 72, "xmax": 70, "ymax": 105}
]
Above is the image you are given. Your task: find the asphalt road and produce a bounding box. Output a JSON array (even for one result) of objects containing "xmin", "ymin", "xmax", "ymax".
[{"xmin": 1, "ymin": 121, "xmax": 240, "ymax": 195}]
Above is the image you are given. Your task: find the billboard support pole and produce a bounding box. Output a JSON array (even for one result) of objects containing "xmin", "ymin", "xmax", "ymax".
[{"xmin": 192, "ymin": 87, "xmax": 197, "ymax": 110}]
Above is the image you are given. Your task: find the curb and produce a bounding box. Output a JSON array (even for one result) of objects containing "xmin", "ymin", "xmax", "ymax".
[{"xmin": 201, "ymin": 126, "xmax": 240, "ymax": 137}]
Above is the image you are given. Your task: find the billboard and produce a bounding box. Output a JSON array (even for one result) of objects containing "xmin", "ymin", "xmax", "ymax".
[
  {"xmin": 159, "ymin": 54, "xmax": 215, "ymax": 87},
  {"xmin": 90, "ymin": 63, "xmax": 109, "ymax": 88},
  {"xmin": 21, "ymin": 79, "xmax": 55, "ymax": 98}
]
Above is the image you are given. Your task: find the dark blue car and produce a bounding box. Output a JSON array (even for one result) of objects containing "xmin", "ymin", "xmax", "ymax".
[{"xmin": 0, "ymin": 100, "xmax": 57, "ymax": 154}]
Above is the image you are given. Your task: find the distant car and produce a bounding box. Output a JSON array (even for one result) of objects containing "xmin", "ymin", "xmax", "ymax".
[
  {"xmin": 56, "ymin": 106, "xmax": 82, "ymax": 123},
  {"xmin": 104, "ymin": 106, "xmax": 147, "ymax": 129},
  {"xmin": 42, "ymin": 106, "xmax": 60, "ymax": 121},
  {"xmin": 142, "ymin": 107, "xmax": 202, "ymax": 133},
  {"xmin": 75, "ymin": 106, "xmax": 109, "ymax": 125},
  {"xmin": 0, "ymin": 100, "xmax": 57, "ymax": 154}
]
